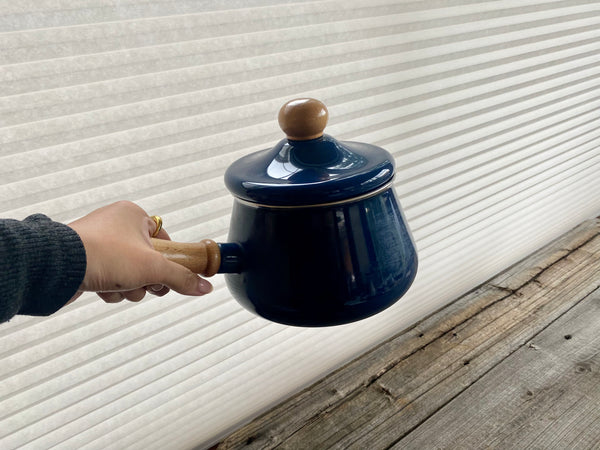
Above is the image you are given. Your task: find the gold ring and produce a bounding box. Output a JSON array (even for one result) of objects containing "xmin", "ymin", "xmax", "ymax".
[{"xmin": 150, "ymin": 215, "xmax": 163, "ymax": 237}]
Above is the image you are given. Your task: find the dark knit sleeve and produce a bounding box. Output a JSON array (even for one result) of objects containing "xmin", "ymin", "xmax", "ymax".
[{"xmin": 0, "ymin": 214, "xmax": 87, "ymax": 323}]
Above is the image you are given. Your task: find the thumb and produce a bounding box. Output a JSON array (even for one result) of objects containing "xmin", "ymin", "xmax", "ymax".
[{"xmin": 157, "ymin": 258, "xmax": 214, "ymax": 296}]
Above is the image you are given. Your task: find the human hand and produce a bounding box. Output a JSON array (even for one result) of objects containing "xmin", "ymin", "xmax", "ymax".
[{"xmin": 67, "ymin": 201, "xmax": 213, "ymax": 304}]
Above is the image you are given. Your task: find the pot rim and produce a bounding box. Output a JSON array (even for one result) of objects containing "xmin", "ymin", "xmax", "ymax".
[{"xmin": 232, "ymin": 178, "xmax": 396, "ymax": 209}]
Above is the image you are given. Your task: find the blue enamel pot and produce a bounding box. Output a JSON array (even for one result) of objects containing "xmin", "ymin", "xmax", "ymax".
[{"xmin": 152, "ymin": 99, "xmax": 418, "ymax": 327}]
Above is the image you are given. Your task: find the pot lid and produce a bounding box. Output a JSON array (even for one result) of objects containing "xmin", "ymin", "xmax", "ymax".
[{"xmin": 224, "ymin": 98, "xmax": 395, "ymax": 206}]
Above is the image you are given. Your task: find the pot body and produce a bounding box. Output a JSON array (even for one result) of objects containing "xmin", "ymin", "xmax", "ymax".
[{"xmin": 224, "ymin": 185, "xmax": 418, "ymax": 327}]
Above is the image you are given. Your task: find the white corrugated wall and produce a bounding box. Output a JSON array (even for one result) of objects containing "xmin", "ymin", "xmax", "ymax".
[{"xmin": 1, "ymin": 1, "xmax": 600, "ymax": 448}]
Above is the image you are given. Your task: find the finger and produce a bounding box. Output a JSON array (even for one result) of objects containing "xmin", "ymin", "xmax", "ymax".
[
  {"xmin": 156, "ymin": 228, "xmax": 171, "ymax": 240},
  {"xmin": 146, "ymin": 216, "xmax": 170, "ymax": 241},
  {"xmin": 123, "ymin": 288, "xmax": 147, "ymax": 302},
  {"xmin": 146, "ymin": 284, "xmax": 170, "ymax": 297},
  {"xmin": 98, "ymin": 292, "xmax": 125, "ymax": 303},
  {"xmin": 156, "ymin": 258, "xmax": 213, "ymax": 296}
]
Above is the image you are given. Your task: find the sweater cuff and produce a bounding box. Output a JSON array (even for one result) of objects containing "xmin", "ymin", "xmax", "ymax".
[{"xmin": 17, "ymin": 215, "xmax": 87, "ymax": 317}]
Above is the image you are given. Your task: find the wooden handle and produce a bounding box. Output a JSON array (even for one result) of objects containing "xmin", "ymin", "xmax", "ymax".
[
  {"xmin": 151, "ymin": 238, "xmax": 221, "ymax": 277},
  {"xmin": 278, "ymin": 98, "xmax": 328, "ymax": 140}
]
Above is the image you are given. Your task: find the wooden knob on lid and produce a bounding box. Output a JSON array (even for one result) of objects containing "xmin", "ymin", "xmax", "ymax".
[{"xmin": 278, "ymin": 98, "xmax": 329, "ymax": 140}]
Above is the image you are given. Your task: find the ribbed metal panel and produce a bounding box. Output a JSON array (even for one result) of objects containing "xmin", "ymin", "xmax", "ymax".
[{"xmin": 1, "ymin": 1, "xmax": 599, "ymax": 448}]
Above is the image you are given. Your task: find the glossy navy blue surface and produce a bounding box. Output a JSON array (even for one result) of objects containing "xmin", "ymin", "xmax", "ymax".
[
  {"xmin": 220, "ymin": 187, "xmax": 418, "ymax": 327},
  {"xmin": 224, "ymin": 135, "xmax": 395, "ymax": 206}
]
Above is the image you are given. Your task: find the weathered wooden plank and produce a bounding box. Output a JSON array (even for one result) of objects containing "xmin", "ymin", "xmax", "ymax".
[
  {"xmin": 488, "ymin": 218, "xmax": 600, "ymax": 291},
  {"xmin": 217, "ymin": 220, "xmax": 600, "ymax": 449},
  {"xmin": 395, "ymin": 289, "xmax": 600, "ymax": 450},
  {"xmin": 274, "ymin": 236, "xmax": 600, "ymax": 449}
]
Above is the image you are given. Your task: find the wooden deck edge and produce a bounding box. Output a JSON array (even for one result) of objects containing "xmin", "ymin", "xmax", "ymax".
[{"xmin": 216, "ymin": 218, "xmax": 600, "ymax": 449}]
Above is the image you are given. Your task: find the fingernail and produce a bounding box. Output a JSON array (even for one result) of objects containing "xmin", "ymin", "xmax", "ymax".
[
  {"xmin": 197, "ymin": 279, "xmax": 213, "ymax": 295},
  {"xmin": 149, "ymin": 284, "xmax": 164, "ymax": 292}
]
